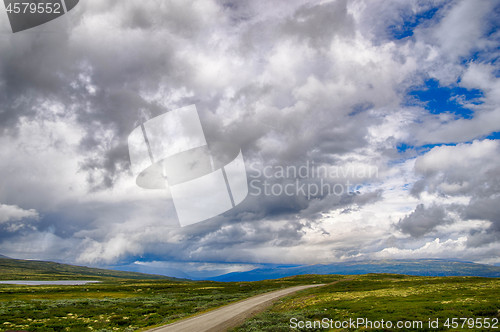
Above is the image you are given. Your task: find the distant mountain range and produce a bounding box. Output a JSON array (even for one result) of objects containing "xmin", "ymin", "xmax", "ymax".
[
  {"xmin": 2, "ymin": 255, "xmax": 499, "ymax": 282},
  {"xmin": 208, "ymin": 259, "xmax": 500, "ymax": 282},
  {"xmin": 0, "ymin": 256, "xmax": 181, "ymax": 281}
]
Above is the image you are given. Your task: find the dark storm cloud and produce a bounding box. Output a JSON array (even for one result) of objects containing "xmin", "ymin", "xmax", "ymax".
[
  {"xmin": 410, "ymin": 179, "xmax": 426, "ymax": 198},
  {"xmin": 1, "ymin": 0, "xmax": 401, "ymax": 265},
  {"xmin": 396, "ymin": 204, "xmax": 452, "ymax": 237},
  {"xmin": 0, "ymin": 32, "xmax": 73, "ymax": 131},
  {"xmin": 280, "ymin": 0, "xmax": 355, "ymax": 48},
  {"xmin": 2, "ymin": 0, "xmax": 375, "ymax": 264},
  {"xmin": 464, "ymin": 196, "xmax": 500, "ymax": 247},
  {"xmin": 0, "ymin": 0, "xmax": 228, "ymax": 187},
  {"xmin": 413, "ymin": 141, "xmax": 500, "ymax": 245},
  {"xmin": 1, "ymin": 0, "xmax": 365, "ymax": 191}
]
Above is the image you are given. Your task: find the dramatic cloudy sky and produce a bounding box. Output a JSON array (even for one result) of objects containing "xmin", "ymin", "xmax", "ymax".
[{"xmin": 0, "ymin": 0, "xmax": 499, "ymax": 278}]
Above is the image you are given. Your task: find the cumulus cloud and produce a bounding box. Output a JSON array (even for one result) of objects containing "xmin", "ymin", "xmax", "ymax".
[
  {"xmin": 0, "ymin": 203, "xmax": 39, "ymax": 236},
  {"xmin": 413, "ymin": 140, "xmax": 500, "ymax": 196},
  {"xmin": 396, "ymin": 204, "xmax": 453, "ymax": 237},
  {"xmin": 431, "ymin": 0, "xmax": 496, "ymax": 60},
  {"xmin": 411, "ymin": 140, "xmax": 500, "ymax": 249},
  {"xmin": 0, "ymin": 204, "xmax": 38, "ymax": 224},
  {"xmin": 0, "ymin": 0, "xmax": 499, "ymax": 272}
]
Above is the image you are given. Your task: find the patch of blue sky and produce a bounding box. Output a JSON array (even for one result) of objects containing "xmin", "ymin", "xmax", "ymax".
[
  {"xmin": 396, "ymin": 135, "xmax": 498, "ymax": 157},
  {"xmin": 396, "ymin": 143, "xmax": 413, "ymax": 154},
  {"xmin": 406, "ymin": 79, "xmax": 483, "ymax": 119},
  {"xmin": 401, "ymin": 183, "xmax": 411, "ymax": 191},
  {"xmin": 387, "ymin": 7, "xmax": 439, "ymax": 40},
  {"xmin": 459, "ymin": 44, "xmax": 500, "ymax": 67},
  {"xmin": 486, "ymin": 131, "xmax": 500, "ymax": 140},
  {"xmin": 390, "ymin": 142, "xmax": 457, "ymax": 166},
  {"xmin": 396, "ymin": 142, "xmax": 457, "ymax": 155}
]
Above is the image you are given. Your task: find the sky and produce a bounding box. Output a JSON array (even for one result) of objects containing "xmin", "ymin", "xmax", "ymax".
[{"xmin": 0, "ymin": 0, "xmax": 499, "ymax": 279}]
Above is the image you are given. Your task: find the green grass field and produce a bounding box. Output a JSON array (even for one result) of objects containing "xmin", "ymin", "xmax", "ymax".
[
  {"xmin": 1, "ymin": 257, "xmax": 499, "ymax": 331},
  {"xmin": 231, "ymin": 274, "xmax": 500, "ymax": 331},
  {"xmin": 0, "ymin": 274, "xmax": 337, "ymax": 331}
]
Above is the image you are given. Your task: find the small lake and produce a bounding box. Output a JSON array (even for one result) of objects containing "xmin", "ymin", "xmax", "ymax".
[{"xmin": 0, "ymin": 280, "xmax": 101, "ymax": 286}]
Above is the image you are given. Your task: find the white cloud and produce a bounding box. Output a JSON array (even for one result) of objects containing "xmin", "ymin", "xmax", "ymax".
[
  {"xmin": 0, "ymin": 106, "xmax": 87, "ymax": 210},
  {"xmin": 431, "ymin": 0, "xmax": 495, "ymax": 60},
  {"xmin": 415, "ymin": 139, "xmax": 499, "ymax": 175},
  {"xmin": 0, "ymin": 204, "xmax": 39, "ymax": 223},
  {"xmin": 374, "ymin": 237, "xmax": 500, "ymax": 265}
]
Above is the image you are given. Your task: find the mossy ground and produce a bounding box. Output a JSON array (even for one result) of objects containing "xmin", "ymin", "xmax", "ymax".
[
  {"xmin": 0, "ymin": 274, "xmax": 338, "ymax": 331},
  {"xmin": 231, "ymin": 274, "xmax": 500, "ymax": 331}
]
